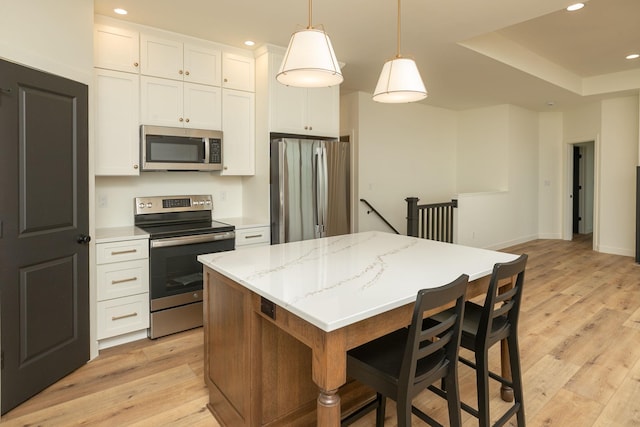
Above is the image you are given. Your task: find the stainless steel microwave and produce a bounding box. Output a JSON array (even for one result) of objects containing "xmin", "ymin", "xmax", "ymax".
[{"xmin": 141, "ymin": 125, "xmax": 223, "ymax": 171}]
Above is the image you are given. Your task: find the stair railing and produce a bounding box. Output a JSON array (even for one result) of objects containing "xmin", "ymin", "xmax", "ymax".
[{"xmin": 359, "ymin": 199, "xmax": 400, "ymax": 234}]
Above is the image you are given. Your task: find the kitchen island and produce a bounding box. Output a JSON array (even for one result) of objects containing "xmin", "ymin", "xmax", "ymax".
[{"xmin": 198, "ymin": 231, "xmax": 518, "ymax": 426}]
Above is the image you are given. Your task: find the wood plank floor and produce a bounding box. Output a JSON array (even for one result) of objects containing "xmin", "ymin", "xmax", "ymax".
[{"xmin": 3, "ymin": 235, "xmax": 640, "ymax": 426}]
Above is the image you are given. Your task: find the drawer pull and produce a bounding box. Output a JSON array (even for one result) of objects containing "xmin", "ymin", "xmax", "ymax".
[
  {"xmin": 112, "ymin": 312, "xmax": 138, "ymax": 321},
  {"xmin": 244, "ymin": 234, "xmax": 263, "ymax": 239},
  {"xmin": 111, "ymin": 249, "xmax": 137, "ymax": 255},
  {"xmin": 111, "ymin": 277, "xmax": 138, "ymax": 285}
]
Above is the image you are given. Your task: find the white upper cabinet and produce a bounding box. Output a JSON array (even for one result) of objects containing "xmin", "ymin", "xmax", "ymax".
[
  {"xmin": 94, "ymin": 69, "xmax": 140, "ymax": 176},
  {"xmin": 140, "ymin": 33, "xmax": 221, "ymax": 86},
  {"xmin": 94, "ymin": 24, "xmax": 140, "ymax": 73},
  {"xmin": 222, "ymin": 52, "xmax": 255, "ymax": 92},
  {"xmin": 221, "ymin": 89, "xmax": 255, "ymax": 175},
  {"xmin": 140, "ymin": 76, "xmax": 221, "ymax": 130},
  {"xmin": 269, "ymin": 52, "xmax": 339, "ymax": 137}
]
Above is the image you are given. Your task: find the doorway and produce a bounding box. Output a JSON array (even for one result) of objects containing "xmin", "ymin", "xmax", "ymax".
[
  {"xmin": 0, "ymin": 59, "xmax": 90, "ymax": 414},
  {"xmin": 569, "ymin": 141, "xmax": 595, "ymax": 240}
]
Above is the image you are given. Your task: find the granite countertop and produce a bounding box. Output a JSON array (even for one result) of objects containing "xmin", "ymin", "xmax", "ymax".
[{"xmin": 198, "ymin": 231, "xmax": 518, "ymax": 332}]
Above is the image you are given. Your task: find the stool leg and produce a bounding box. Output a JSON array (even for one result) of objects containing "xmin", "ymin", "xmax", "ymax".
[
  {"xmin": 375, "ymin": 393, "xmax": 386, "ymax": 427},
  {"xmin": 444, "ymin": 369, "xmax": 462, "ymax": 427},
  {"xmin": 475, "ymin": 351, "xmax": 491, "ymax": 427},
  {"xmin": 507, "ymin": 334, "xmax": 526, "ymax": 426}
]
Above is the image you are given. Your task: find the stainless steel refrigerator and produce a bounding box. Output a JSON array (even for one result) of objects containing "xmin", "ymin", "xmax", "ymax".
[{"xmin": 270, "ymin": 135, "xmax": 350, "ymax": 244}]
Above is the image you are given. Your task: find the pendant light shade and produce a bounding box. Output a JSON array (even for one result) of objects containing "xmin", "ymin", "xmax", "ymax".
[
  {"xmin": 277, "ymin": 28, "xmax": 343, "ymax": 87},
  {"xmin": 373, "ymin": 57, "xmax": 427, "ymax": 103},
  {"xmin": 373, "ymin": 0, "xmax": 427, "ymax": 103},
  {"xmin": 277, "ymin": 0, "xmax": 343, "ymax": 88}
]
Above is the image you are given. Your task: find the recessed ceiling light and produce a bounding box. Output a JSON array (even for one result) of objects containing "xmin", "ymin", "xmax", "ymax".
[
  {"xmin": 244, "ymin": 40, "xmax": 255, "ymax": 47},
  {"xmin": 114, "ymin": 8, "xmax": 128, "ymax": 15},
  {"xmin": 566, "ymin": 3, "xmax": 585, "ymax": 11},
  {"xmin": 626, "ymin": 53, "xmax": 640, "ymax": 60}
]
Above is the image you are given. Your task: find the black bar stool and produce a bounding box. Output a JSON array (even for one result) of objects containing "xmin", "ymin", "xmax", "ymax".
[
  {"xmin": 428, "ymin": 254, "xmax": 528, "ymax": 427},
  {"xmin": 342, "ymin": 274, "xmax": 469, "ymax": 427}
]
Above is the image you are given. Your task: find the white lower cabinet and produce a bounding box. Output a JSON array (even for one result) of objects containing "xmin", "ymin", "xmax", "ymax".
[
  {"xmin": 96, "ymin": 237, "xmax": 149, "ymax": 349},
  {"xmin": 97, "ymin": 294, "xmax": 149, "ymax": 340},
  {"xmin": 235, "ymin": 226, "xmax": 270, "ymax": 248}
]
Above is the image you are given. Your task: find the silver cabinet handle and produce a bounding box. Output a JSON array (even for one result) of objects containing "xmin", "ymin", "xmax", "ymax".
[
  {"xmin": 111, "ymin": 249, "xmax": 137, "ymax": 255},
  {"xmin": 112, "ymin": 312, "xmax": 138, "ymax": 321},
  {"xmin": 111, "ymin": 277, "xmax": 137, "ymax": 285},
  {"xmin": 244, "ymin": 234, "xmax": 263, "ymax": 239}
]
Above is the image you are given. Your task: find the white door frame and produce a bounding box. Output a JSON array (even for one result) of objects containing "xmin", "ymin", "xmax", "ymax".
[{"xmin": 563, "ymin": 135, "xmax": 600, "ymax": 251}]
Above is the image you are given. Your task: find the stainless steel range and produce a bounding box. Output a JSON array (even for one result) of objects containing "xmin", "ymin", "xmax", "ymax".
[{"xmin": 134, "ymin": 195, "xmax": 235, "ymax": 339}]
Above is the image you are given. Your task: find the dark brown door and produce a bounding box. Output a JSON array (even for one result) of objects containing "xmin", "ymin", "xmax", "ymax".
[{"xmin": 0, "ymin": 59, "xmax": 89, "ymax": 414}]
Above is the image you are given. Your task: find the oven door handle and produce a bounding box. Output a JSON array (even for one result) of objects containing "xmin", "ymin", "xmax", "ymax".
[{"xmin": 150, "ymin": 231, "xmax": 235, "ymax": 248}]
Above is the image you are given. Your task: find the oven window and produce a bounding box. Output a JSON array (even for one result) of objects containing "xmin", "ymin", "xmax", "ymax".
[
  {"xmin": 149, "ymin": 239, "xmax": 233, "ymax": 300},
  {"xmin": 146, "ymin": 135, "xmax": 205, "ymax": 163}
]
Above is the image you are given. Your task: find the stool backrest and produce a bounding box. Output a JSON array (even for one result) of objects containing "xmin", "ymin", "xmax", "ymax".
[
  {"xmin": 399, "ymin": 274, "xmax": 469, "ymax": 400},
  {"xmin": 479, "ymin": 254, "xmax": 528, "ymax": 348}
]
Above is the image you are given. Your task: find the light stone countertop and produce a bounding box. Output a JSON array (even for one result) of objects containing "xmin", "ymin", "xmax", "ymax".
[
  {"xmin": 215, "ymin": 217, "xmax": 269, "ymax": 229},
  {"xmin": 95, "ymin": 226, "xmax": 149, "ymax": 243},
  {"xmin": 198, "ymin": 231, "xmax": 518, "ymax": 332}
]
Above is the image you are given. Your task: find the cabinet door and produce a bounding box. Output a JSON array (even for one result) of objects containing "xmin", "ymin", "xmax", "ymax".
[
  {"xmin": 306, "ymin": 86, "xmax": 339, "ymax": 137},
  {"xmin": 184, "ymin": 82, "xmax": 222, "ymax": 130},
  {"xmin": 222, "ymin": 52, "xmax": 255, "ymax": 92},
  {"xmin": 140, "ymin": 34, "xmax": 184, "ymax": 81},
  {"xmin": 95, "ymin": 69, "xmax": 140, "ymax": 176},
  {"xmin": 222, "ymin": 89, "xmax": 255, "ymax": 175},
  {"xmin": 184, "ymin": 43, "xmax": 221, "ymax": 86},
  {"xmin": 140, "ymin": 76, "xmax": 184, "ymax": 127},
  {"xmin": 94, "ymin": 24, "xmax": 140, "ymax": 73},
  {"xmin": 270, "ymin": 81, "xmax": 307, "ymax": 134}
]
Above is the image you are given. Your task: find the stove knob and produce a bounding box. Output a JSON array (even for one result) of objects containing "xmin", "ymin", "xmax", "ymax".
[
  {"xmin": 138, "ymin": 202, "xmax": 145, "ymax": 209},
  {"xmin": 205, "ymin": 200, "xmax": 211, "ymax": 205},
  {"xmin": 146, "ymin": 202, "xmax": 152, "ymax": 208}
]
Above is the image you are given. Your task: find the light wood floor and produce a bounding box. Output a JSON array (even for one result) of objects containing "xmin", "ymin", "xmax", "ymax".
[{"xmin": 3, "ymin": 235, "xmax": 640, "ymax": 426}]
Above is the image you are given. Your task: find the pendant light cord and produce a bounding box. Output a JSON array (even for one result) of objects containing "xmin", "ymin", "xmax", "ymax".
[
  {"xmin": 396, "ymin": 0, "xmax": 402, "ymax": 58},
  {"xmin": 308, "ymin": 0, "xmax": 313, "ymax": 29}
]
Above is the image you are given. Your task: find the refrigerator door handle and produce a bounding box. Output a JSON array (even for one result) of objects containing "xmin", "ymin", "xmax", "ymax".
[
  {"xmin": 316, "ymin": 143, "xmax": 328, "ymax": 237},
  {"xmin": 278, "ymin": 140, "xmax": 287, "ymax": 244}
]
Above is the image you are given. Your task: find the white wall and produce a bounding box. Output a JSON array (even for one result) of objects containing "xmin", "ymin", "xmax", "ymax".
[
  {"xmin": 457, "ymin": 105, "xmax": 509, "ymax": 192},
  {"xmin": 598, "ymin": 96, "xmax": 639, "ymax": 256},
  {"xmin": 95, "ymin": 174, "xmax": 243, "ymax": 227},
  {"xmin": 538, "ymin": 112, "xmax": 564, "ymax": 239},
  {"xmin": 455, "ymin": 105, "xmax": 539, "ymax": 249},
  {"xmin": 0, "ymin": 1, "xmax": 93, "ymax": 85},
  {"xmin": 350, "ymin": 92, "xmax": 458, "ymax": 234}
]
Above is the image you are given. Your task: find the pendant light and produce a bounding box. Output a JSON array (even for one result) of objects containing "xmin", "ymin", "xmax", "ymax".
[
  {"xmin": 373, "ymin": 0, "xmax": 427, "ymax": 103},
  {"xmin": 276, "ymin": 0, "xmax": 343, "ymax": 88}
]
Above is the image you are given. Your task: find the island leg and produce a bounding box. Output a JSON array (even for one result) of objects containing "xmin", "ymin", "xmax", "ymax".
[
  {"xmin": 318, "ymin": 389, "xmax": 341, "ymax": 426},
  {"xmin": 500, "ymin": 340, "xmax": 514, "ymax": 402}
]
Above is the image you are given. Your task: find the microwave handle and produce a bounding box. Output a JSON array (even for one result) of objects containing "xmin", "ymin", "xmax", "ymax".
[{"xmin": 204, "ymin": 137, "xmax": 210, "ymax": 163}]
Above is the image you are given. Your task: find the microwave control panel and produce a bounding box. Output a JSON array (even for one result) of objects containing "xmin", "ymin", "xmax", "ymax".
[{"xmin": 210, "ymin": 139, "xmax": 222, "ymax": 164}]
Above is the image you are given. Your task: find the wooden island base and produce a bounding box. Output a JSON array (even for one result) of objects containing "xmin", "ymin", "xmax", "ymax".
[
  {"xmin": 203, "ymin": 268, "xmax": 375, "ymax": 426},
  {"xmin": 202, "ymin": 246, "xmax": 512, "ymax": 426}
]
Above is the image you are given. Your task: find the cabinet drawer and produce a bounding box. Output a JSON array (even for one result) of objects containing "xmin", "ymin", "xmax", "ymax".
[
  {"xmin": 96, "ymin": 239, "xmax": 148, "ymax": 264},
  {"xmin": 235, "ymin": 226, "xmax": 270, "ymax": 247},
  {"xmin": 97, "ymin": 293, "xmax": 149, "ymax": 340},
  {"xmin": 97, "ymin": 259, "xmax": 149, "ymax": 301}
]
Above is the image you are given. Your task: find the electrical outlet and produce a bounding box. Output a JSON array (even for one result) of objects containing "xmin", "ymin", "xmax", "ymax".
[
  {"xmin": 98, "ymin": 195, "xmax": 108, "ymax": 208},
  {"xmin": 220, "ymin": 191, "xmax": 227, "ymax": 201}
]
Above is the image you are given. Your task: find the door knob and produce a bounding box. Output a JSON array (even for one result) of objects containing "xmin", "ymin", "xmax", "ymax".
[{"xmin": 77, "ymin": 234, "xmax": 91, "ymax": 244}]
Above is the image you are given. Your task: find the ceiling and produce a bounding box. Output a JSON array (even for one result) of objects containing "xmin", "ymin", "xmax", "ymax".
[{"xmin": 93, "ymin": 0, "xmax": 640, "ymax": 112}]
